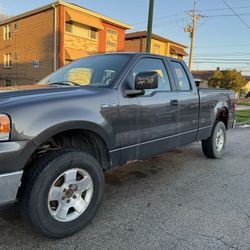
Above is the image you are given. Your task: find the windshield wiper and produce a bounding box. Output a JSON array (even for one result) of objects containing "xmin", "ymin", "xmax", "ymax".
[{"xmin": 48, "ymin": 81, "xmax": 81, "ymax": 86}]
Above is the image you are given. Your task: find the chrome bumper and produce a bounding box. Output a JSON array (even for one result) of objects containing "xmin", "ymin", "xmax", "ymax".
[{"xmin": 0, "ymin": 171, "xmax": 23, "ymax": 205}]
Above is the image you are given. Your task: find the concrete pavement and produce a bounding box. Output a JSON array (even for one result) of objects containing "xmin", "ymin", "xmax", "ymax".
[{"xmin": 237, "ymin": 105, "xmax": 250, "ymax": 111}]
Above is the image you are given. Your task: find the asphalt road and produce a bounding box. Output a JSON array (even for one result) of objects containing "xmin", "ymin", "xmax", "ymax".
[{"xmin": 0, "ymin": 126, "xmax": 250, "ymax": 250}]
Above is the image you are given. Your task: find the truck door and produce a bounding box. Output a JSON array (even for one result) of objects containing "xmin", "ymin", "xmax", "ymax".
[
  {"xmin": 169, "ymin": 60, "xmax": 199, "ymax": 144},
  {"xmin": 117, "ymin": 57, "xmax": 179, "ymax": 165}
]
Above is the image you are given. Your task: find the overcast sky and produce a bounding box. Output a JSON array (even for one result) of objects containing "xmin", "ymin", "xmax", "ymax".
[{"xmin": 1, "ymin": 0, "xmax": 250, "ymax": 75}]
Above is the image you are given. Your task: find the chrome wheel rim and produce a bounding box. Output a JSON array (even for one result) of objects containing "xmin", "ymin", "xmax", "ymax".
[
  {"xmin": 215, "ymin": 128, "xmax": 224, "ymax": 152},
  {"xmin": 48, "ymin": 168, "xmax": 93, "ymax": 222}
]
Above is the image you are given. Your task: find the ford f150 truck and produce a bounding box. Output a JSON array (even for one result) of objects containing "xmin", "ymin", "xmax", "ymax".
[{"xmin": 0, "ymin": 53, "xmax": 235, "ymax": 238}]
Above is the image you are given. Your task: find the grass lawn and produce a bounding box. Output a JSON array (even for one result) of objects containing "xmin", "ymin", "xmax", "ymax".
[
  {"xmin": 237, "ymin": 103, "xmax": 250, "ymax": 106},
  {"xmin": 236, "ymin": 110, "xmax": 250, "ymax": 123}
]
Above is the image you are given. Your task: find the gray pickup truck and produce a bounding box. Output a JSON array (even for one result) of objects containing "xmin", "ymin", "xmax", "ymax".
[{"xmin": 0, "ymin": 53, "xmax": 235, "ymax": 237}]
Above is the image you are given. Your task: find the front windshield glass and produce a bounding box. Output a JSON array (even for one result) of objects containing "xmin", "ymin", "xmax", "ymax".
[{"xmin": 39, "ymin": 54, "xmax": 132, "ymax": 87}]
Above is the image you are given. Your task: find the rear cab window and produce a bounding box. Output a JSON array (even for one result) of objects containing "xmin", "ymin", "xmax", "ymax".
[{"xmin": 171, "ymin": 61, "xmax": 191, "ymax": 91}]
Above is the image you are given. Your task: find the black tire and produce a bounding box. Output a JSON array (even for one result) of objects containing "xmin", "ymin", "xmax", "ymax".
[
  {"xmin": 19, "ymin": 149, "xmax": 104, "ymax": 238},
  {"xmin": 202, "ymin": 121, "xmax": 227, "ymax": 159}
]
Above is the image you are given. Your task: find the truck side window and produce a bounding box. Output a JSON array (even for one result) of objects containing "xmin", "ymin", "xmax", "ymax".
[
  {"xmin": 127, "ymin": 58, "xmax": 171, "ymax": 95},
  {"xmin": 172, "ymin": 62, "xmax": 191, "ymax": 91}
]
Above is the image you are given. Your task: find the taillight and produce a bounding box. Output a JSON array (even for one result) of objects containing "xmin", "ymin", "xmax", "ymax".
[{"xmin": 0, "ymin": 114, "xmax": 11, "ymax": 141}]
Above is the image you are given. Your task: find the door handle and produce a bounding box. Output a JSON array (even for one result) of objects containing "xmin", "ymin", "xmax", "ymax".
[{"xmin": 170, "ymin": 99, "xmax": 179, "ymax": 107}]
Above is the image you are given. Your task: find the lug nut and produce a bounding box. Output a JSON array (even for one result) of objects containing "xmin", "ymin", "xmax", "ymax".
[
  {"xmin": 62, "ymin": 196, "xmax": 65, "ymax": 200},
  {"xmin": 67, "ymin": 199, "xmax": 70, "ymax": 204},
  {"xmin": 73, "ymin": 195, "xmax": 77, "ymax": 199}
]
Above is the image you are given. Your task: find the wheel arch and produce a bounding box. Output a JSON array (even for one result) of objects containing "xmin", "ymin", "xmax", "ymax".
[
  {"xmin": 23, "ymin": 122, "xmax": 114, "ymax": 172},
  {"xmin": 215, "ymin": 106, "xmax": 229, "ymax": 129},
  {"xmin": 32, "ymin": 120, "xmax": 114, "ymax": 149}
]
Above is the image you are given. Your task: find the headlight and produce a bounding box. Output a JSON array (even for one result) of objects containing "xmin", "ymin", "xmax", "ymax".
[{"xmin": 0, "ymin": 114, "xmax": 11, "ymax": 141}]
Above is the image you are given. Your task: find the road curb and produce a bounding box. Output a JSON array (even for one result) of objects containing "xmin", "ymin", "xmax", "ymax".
[{"xmin": 236, "ymin": 120, "xmax": 250, "ymax": 126}]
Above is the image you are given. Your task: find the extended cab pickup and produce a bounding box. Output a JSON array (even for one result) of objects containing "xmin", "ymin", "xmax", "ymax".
[{"xmin": 0, "ymin": 53, "xmax": 235, "ymax": 237}]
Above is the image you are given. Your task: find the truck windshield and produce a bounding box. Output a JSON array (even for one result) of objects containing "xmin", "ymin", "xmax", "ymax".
[{"xmin": 38, "ymin": 54, "xmax": 132, "ymax": 87}]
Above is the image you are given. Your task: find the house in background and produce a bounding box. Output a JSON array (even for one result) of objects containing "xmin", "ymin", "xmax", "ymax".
[
  {"xmin": 0, "ymin": 1, "xmax": 132, "ymax": 86},
  {"xmin": 125, "ymin": 31, "xmax": 188, "ymax": 59},
  {"xmin": 192, "ymin": 69, "xmax": 250, "ymax": 97},
  {"xmin": 191, "ymin": 68, "xmax": 220, "ymax": 88},
  {"xmin": 244, "ymin": 76, "xmax": 250, "ymax": 94}
]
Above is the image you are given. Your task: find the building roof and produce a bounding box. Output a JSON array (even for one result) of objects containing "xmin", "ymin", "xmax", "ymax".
[
  {"xmin": 170, "ymin": 44, "xmax": 188, "ymax": 56},
  {"xmin": 0, "ymin": 1, "xmax": 132, "ymax": 29},
  {"xmin": 192, "ymin": 70, "xmax": 217, "ymax": 80},
  {"xmin": 192, "ymin": 69, "xmax": 250, "ymax": 81},
  {"xmin": 125, "ymin": 31, "xmax": 188, "ymax": 48}
]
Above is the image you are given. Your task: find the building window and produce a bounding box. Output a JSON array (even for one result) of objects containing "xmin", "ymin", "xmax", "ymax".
[
  {"xmin": 152, "ymin": 44, "xmax": 161, "ymax": 54},
  {"xmin": 106, "ymin": 29, "xmax": 118, "ymax": 52},
  {"xmin": 4, "ymin": 53, "xmax": 12, "ymax": 68},
  {"xmin": 3, "ymin": 24, "xmax": 11, "ymax": 40},
  {"xmin": 90, "ymin": 28, "xmax": 97, "ymax": 39},
  {"xmin": 65, "ymin": 22, "xmax": 73, "ymax": 33},
  {"xmin": 65, "ymin": 22, "xmax": 98, "ymax": 40},
  {"xmin": 106, "ymin": 41, "xmax": 117, "ymax": 49},
  {"xmin": 14, "ymin": 52, "xmax": 19, "ymax": 61},
  {"xmin": 14, "ymin": 23, "xmax": 19, "ymax": 31},
  {"xmin": 4, "ymin": 79, "xmax": 11, "ymax": 87},
  {"xmin": 107, "ymin": 29, "xmax": 118, "ymax": 36}
]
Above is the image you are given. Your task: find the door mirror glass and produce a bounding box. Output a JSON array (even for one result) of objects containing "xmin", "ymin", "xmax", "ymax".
[{"xmin": 135, "ymin": 71, "xmax": 158, "ymax": 90}]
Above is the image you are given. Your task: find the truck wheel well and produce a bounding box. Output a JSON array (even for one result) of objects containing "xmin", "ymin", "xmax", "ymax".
[
  {"xmin": 216, "ymin": 108, "xmax": 229, "ymax": 129},
  {"xmin": 25, "ymin": 129, "xmax": 111, "ymax": 171}
]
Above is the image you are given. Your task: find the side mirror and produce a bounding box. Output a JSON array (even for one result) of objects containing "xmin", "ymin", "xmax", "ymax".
[
  {"xmin": 135, "ymin": 71, "xmax": 158, "ymax": 90},
  {"xmin": 195, "ymin": 80, "xmax": 201, "ymax": 88}
]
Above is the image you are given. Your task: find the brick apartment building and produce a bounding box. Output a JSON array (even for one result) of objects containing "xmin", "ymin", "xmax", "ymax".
[
  {"xmin": 0, "ymin": 1, "xmax": 132, "ymax": 86},
  {"xmin": 125, "ymin": 31, "xmax": 188, "ymax": 59}
]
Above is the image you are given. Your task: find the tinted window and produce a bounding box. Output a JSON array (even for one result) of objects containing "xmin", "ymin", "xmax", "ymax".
[
  {"xmin": 127, "ymin": 58, "xmax": 171, "ymax": 95},
  {"xmin": 172, "ymin": 62, "xmax": 191, "ymax": 91}
]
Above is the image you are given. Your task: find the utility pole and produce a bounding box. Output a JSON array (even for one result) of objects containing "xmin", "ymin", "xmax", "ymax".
[
  {"xmin": 146, "ymin": 0, "xmax": 154, "ymax": 53},
  {"xmin": 185, "ymin": 0, "xmax": 206, "ymax": 70},
  {"xmin": 188, "ymin": 0, "xmax": 197, "ymax": 70}
]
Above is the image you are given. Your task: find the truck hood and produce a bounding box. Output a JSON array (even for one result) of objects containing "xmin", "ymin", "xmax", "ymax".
[{"xmin": 0, "ymin": 85, "xmax": 98, "ymax": 102}]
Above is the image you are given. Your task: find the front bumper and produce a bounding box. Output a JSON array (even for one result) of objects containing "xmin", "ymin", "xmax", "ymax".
[{"xmin": 0, "ymin": 140, "xmax": 36, "ymax": 205}]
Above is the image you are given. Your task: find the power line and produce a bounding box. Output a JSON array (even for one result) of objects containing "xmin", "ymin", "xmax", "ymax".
[
  {"xmin": 222, "ymin": 0, "xmax": 250, "ymax": 29},
  {"xmin": 193, "ymin": 59, "xmax": 250, "ymax": 62},
  {"xmin": 195, "ymin": 52, "xmax": 250, "ymax": 56},
  {"xmin": 195, "ymin": 43, "xmax": 250, "ymax": 48},
  {"xmin": 199, "ymin": 5, "xmax": 250, "ymax": 12},
  {"xmin": 131, "ymin": 12, "xmax": 184, "ymax": 25},
  {"xmin": 191, "ymin": 61, "xmax": 250, "ymax": 64},
  {"xmin": 132, "ymin": 18, "xmax": 178, "ymax": 28},
  {"xmin": 131, "ymin": 5, "xmax": 250, "ymax": 26},
  {"xmin": 208, "ymin": 13, "xmax": 250, "ymax": 17}
]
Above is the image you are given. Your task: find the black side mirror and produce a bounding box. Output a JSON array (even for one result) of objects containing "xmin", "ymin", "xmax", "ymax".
[
  {"xmin": 135, "ymin": 71, "xmax": 158, "ymax": 90},
  {"xmin": 195, "ymin": 80, "xmax": 201, "ymax": 88}
]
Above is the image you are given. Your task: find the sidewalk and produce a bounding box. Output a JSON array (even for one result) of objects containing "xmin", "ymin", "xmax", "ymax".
[{"xmin": 236, "ymin": 105, "xmax": 250, "ymax": 111}]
